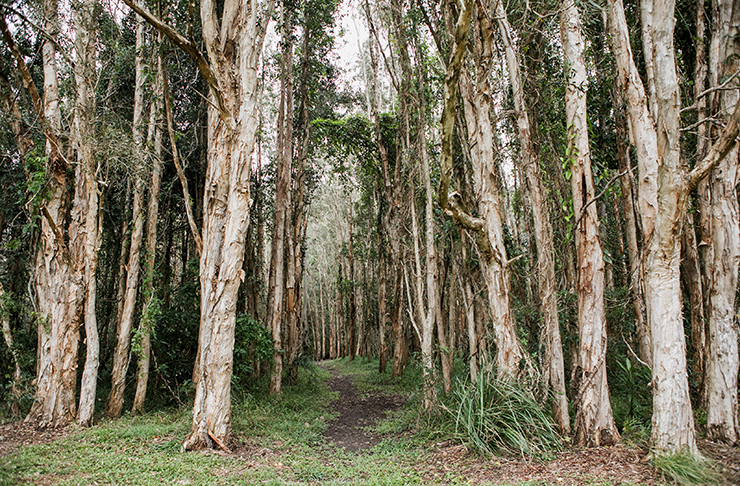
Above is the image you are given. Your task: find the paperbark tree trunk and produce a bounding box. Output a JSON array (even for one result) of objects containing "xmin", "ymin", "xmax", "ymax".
[
  {"xmin": 562, "ymin": 0, "xmax": 617, "ymax": 446},
  {"xmin": 268, "ymin": 8, "xmax": 293, "ymax": 396},
  {"xmin": 125, "ymin": 0, "xmax": 272, "ymax": 449},
  {"xmin": 1, "ymin": 2, "xmax": 81, "ymax": 428},
  {"xmin": 498, "ymin": 0, "xmax": 568, "ymax": 431},
  {"xmin": 364, "ymin": 13, "xmax": 405, "ymax": 377},
  {"xmin": 704, "ymin": 0, "xmax": 740, "ymax": 444},
  {"xmin": 607, "ymin": 0, "xmax": 740, "ymax": 453},
  {"xmin": 132, "ymin": 36, "xmax": 165, "ymax": 413},
  {"xmin": 108, "ymin": 18, "xmax": 148, "ymax": 418},
  {"xmin": 453, "ymin": 1, "xmax": 525, "ymax": 379},
  {"xmin": 74, "ymin": 0, "xmax": 101, "ymax": 427},
  {"xmin": 614, "ymin": 94, "xmax": 651, "ymax": 367}
]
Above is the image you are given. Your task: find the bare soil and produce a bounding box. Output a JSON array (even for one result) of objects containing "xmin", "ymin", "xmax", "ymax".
[{"xmin": 321, "ymin": 365, "xmax": 406, "ymax": 452}]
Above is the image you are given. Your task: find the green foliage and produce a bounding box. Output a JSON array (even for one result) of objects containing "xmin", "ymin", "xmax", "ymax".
[
  {"xmin": 449, "ymin": 364, "xmax": 562, "ymax": 459},
  {"xmin": 148, "ymin": 260, "xmax": 200, "ymax": 406},
  {"xmin": 611, "ymin": 357, "xmax": 652, "ymax": 441},
  {"xmin": 232, "ymin": 313, "xmax": 274, "ymax": 389},
  {"xmin": 652, "ymin": 450, "xmax": 722, "ymax": 486}
]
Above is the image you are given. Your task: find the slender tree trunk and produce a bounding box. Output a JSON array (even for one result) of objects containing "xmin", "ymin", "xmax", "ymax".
[
  {"xmin": 108, "ymin": 18, "xmax": 148, "ymax": 418},
  {"xmin": 74, "ymin": 0, "xmax": 100, "ymax": 427},
  {"xmin": 268, "ymin": 8, "xmax": 293, "ymax": 396},
  {"xmin": 378, "ymin": 248, "xmax": 388, "ymax": 373},
  {"xmin": 614, "ymin": 96, "xmax": 651, "ymax": 366},
  {"xmin": 703, "ymin": 0, "xmax": 740, "ymax": 445},
  {"xmin": 562, "ymin": 0, "xmax": 617, "ymax": 446},
  {"xmin": 0, "ymin": 281, "xmax": 21, "ymax": 414},
  {"xmin": 132, "ymin": 36, "xmax": 165, "ymax": 413}
]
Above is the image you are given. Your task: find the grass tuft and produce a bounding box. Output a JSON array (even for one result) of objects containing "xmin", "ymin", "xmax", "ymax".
[
  {"xmin": 651, "ymin": 449, "xmax": 722, "ymax": 486},
  {"xmin": 450, "ymin": 364, "xmax": 561, "ymax": 459}
]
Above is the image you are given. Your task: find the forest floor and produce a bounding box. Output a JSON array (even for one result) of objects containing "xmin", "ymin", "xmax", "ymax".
[{"xmin": 0, "ymin": 358, "xmax": 736, "ymax": 485}]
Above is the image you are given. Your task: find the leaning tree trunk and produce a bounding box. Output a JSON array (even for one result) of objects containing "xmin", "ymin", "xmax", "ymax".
[
  {"xmin": 498, "ymin": 0, "xmax": 569, "ymax": 431},
  {"xmin": 562, "ymin": 0, "xmax": 617, "ymax": 446}
]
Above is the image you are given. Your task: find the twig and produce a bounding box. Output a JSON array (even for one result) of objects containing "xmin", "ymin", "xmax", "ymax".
[
  {"xmin": 207, "ymin": 429, "xmax": 233, "ymax": 454},
  {"xmin": 680, "ymin": 69, "xmax": 740, "ymax": 113},
  {"xmin": 679, "ymin": 117, "xmax": 723, "ymax": 133},
  {"xmin": 572, "ymin": 169, "xmax": 630, "ymax": 231}
]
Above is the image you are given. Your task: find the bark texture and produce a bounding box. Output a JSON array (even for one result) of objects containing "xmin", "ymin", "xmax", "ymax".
[{"xmin": 563, "ymin": 0, "xmax": 617, "ymax": 446}]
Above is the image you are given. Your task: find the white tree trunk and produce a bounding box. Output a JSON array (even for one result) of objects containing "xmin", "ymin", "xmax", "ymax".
[
  {"xmin": 73, "ymin": 0, "xmax": 100, "ymax": 427},
  {"xmin": 133, "ymin": 40, "xmax": 165, "ymax": 413},
  {"xmin": 607, "ymin": 0, "xmax": 696, "ymax": 453},
  {"xmin": 705, "ymin": 0, "xmax": 740, "ymax": 443},
  {"xmin": 562, "ymin": 0, "xmax": 616, "ymax": 446}
]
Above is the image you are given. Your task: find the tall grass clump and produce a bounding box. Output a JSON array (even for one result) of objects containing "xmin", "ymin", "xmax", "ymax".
[
  {"xmin": 450, "ymin": 364, "xmax": 561, "ymax": 459},
  {"xmin": 652, "ymin": 449, "xmax": 721, "ymax": 486}
]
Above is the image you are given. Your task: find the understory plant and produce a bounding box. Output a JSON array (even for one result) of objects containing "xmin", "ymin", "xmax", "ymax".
[
  {"xmin": 651, "ymin": 449, "xmax": 721, "ymax": 486},
  {"xmin": 450, "ymin": 363, "xmax": 561, "ymax": 459}
]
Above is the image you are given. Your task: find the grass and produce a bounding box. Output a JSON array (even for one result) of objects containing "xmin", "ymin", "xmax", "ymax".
[
  {"xmin": 651, "ymin": 449, "xmax": 722, "ymax": 486},
  {"xmin": 0, "ymin": 358, "xmax": 660, "ymax": 485},
  {"xmin": 448, "ymin": 363, "xmax": 561, "ymax": 460}
]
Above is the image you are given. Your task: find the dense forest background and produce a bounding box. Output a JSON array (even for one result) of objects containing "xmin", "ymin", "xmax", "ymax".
[{"xmin": 0, "ymin": 0, "xmax": 738, "ymax": 461}]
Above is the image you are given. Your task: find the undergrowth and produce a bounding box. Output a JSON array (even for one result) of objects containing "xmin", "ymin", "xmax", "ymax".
[
  {"xmin": 448, "ymin": 363, "xmax": 562, "ymax": 460},
  {"xmin": 651, "ymin": 449, "xmax": 721, "ymax": 486}
]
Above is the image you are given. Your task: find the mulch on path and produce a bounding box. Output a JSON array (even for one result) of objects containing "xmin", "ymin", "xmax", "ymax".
[{"xmin": 0, "ymin": 421, "xmax": 70, "ymax": 457}]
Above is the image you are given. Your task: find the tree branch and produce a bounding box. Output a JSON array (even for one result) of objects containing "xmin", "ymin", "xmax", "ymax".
[
  {"xmin": 121, "ymin": 0, "xmax": 233, "ymax": 128},
  {"xmin": 680, "ymin": 69, "xmax": 740, "ymax": 113},
  {"xmin": 163, "ymin": 61, "xmax": 203, "ymax": 256},
  {"xmin": 0, "ymin": 12, "xmax": 67, "ymax": 176},
  {"xmin": 0, "ymin": 4, "xmax": 74, "ymax": 66},
  {"xmin": 686, "ymin": 100, "xmax": 740, "ymax": 192}
]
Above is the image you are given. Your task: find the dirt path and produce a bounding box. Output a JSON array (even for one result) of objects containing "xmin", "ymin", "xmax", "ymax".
[{"xmin": 321, "ymin": 364, "xmax": 405, "ymax": 452}]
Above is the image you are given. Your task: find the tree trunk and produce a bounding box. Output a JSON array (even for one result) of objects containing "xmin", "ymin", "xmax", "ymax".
[
  {"xmin": 704, "ymin": 0, "xmax": 740, "ymax": 443},
  {"xmin": 108, "ymin": 19, "xmax": 149, "ymax": 418},
  {"xmin": 607, "ymin": 0, "xmax": 700, "ymax": 453},
  {"xmin": 132, "ymin": 36, "xmax": 165, "ymax": 413},
  {"xmin": 614, "ymin": 95, "xmax": 651, "ymax": 366},
  {"xmin": 454, "ymin": 2, "xmax": 524, "ymax": 378},
  {"xmin": 561, "ymin": 0, "xmax": 616, "ymax": 446},
  {"xmin": 2, "ymin": 0, "xmax": 80, "ymax": 428},
  {"xmin": 268, "ymin": 7, "xmax": 293, "ymax": 396},
  {"xmin": 72, "ymin": 0, "xmax": 100, "ymax": 427}
]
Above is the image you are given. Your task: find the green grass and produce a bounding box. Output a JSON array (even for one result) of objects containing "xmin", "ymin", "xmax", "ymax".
[
  {"xmin": 651, "ymin": 449, "xmax": 722, "ymax": 486},
  {"xmin": 0, "ymin": 359, "xmax": 659, "ymax": 485}
]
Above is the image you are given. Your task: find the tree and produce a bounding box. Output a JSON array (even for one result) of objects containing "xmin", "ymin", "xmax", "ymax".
[
  {"xmin": 123, "ymin": 0, "xmax": 274, "ymax": 449},
  {"xmin": 108, "ymin": 16, "xmax": 149, "ymax": 419},
  {"xmin": 1, "ymin": 0, "xmax": 100, "ymax": 428},
  {"xmin": 607, "ymin": 0, "xmax": 740, "ymax": 453},
  {"xmin": 703, "ymin": 0, "xmax": 740, "ymax": 445},
  {"xmin": 561, "ymin": 0, "xmax": 617, "ymax": 446}
]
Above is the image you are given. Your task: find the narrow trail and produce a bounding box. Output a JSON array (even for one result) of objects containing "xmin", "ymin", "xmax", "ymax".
[{"xmin": 320, "ymin": 363, "xmax": 406, "ymax": 452}]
